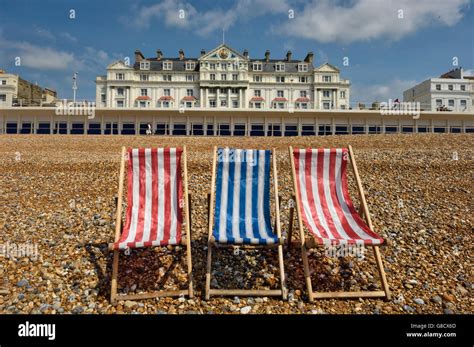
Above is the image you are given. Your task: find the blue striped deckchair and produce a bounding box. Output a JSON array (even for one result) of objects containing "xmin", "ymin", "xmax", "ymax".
[{"xmin": 205, "ymin": 147, "xmax": 287, "ymax": 300}]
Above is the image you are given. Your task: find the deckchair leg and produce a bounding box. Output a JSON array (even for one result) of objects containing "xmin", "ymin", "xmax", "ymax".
[
  {"xmin": 110, "ymin": 250, "xmax": 119, "ymax": 304},
  {"xmin": 300, "ymin": 244, "xmax": 314, "ymax": 302},
  {"xmin": 373, "ymin": 246, "xmax": 391, "ymax": 300},
  {"xmin": 277, "ymin": 244, "xmax": 288, "ymax": 300},
  {"xmin": 205, "ymin": 243, "xmax": 213, "ymax": 300}
]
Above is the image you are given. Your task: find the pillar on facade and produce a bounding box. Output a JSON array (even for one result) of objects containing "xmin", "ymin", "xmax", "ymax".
[
  {"xmin": 200, "ymin": 88, "xmax": 203, "ymax": 108},
  {"xmin": 227, "ymin": 88, "xmax": 231, "ymax": 108},
  {"xmin": 239, "ymin": 89, "xmax": 243, "ymax": 108},
  {"xmin": 216, "ymin": 88, "xmax": 220, "ymax": 108}
]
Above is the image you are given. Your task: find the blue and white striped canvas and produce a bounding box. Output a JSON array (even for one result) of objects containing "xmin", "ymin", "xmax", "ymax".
[{"xmin": 213, "ymin": 148, "xmax": 279, "ymax": 245}]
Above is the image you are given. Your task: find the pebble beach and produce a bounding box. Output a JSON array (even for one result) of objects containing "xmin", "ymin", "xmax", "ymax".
[{"xmin": 0, "ymin": 134, "xmax": 472, "ymax": 314}]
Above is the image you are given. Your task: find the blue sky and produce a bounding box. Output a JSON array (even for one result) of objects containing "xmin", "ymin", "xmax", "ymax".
[{"xmin": 0, "ymin": 0, "xmax": 472, "ymax": 105}]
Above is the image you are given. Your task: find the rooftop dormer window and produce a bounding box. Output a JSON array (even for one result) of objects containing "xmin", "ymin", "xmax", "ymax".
[
  {"xmin": 163, "ymin": 61, "xmax": 173, "ymax": 70},
  {"xmin": 185, "ymin": 61, "xmax": 195, "ymax": 70},
  {"xmin": 298, "ymin": 64, "xmax": 308, "ymax": 72},
  {"xmin": 275, "ymin": 63, "xmax": 285, "ymax": 72},
  {"xmin": 140, "ymin": 61, "xmax": 150, "ymax": 70},
  {"xmin": 253, "ymin": 62, "xmax": 262, "ymax": 71}
]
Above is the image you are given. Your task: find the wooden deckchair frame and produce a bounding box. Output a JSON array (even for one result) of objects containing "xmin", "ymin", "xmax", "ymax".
[
  {"xmin": 288, "ymin": 145, "xmax": 390, "ymax": 302},
  {"xmin": 110, "ymin": 146, "xmax": 194, "ymax": 304},
  {"xmin": 205, "ymin": 146, "xmax": 287, "ymax": 300}
]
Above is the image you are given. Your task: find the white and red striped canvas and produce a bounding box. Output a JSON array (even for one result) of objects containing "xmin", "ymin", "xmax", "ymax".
[
  {"xmin": 293, "ymin": 148, "xmax": 384, "ymax": 245},
  {"xmin": 113, "ymin": 148, "xmax": 183, "ymax": 250}
]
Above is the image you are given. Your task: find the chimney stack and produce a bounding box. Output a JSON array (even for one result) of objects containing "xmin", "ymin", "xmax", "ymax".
[
  {"xmin": 243, "ymin": 49, "xmax": 249, "ymax": 59},
  {"xmin": 286, "ymin": 50, "xmax": 292, "ymax": 62},
  {"xmin": 265, "ymin": 50, "xmax": 270, "ymax": 62},
  {"xmin": 134, "ymin": 49, "xmax": 145, "ymax": 63},
  {"xmin": 200, "ymin": 49, "xmax": 206, "ymax": 56},
  {"xmin": 304, "ymin": 51, "xmax": 314, "ymax": 64},
  {"xmin": 179, "ymin": 49, "xmax": 185, "ymax": 60},
  {"xmin": 156, "ymin": 49, "xmax": 163, "ymax": 60}
]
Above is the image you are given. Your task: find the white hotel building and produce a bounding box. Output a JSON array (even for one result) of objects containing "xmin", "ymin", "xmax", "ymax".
[
  {"xmin": 96, "ymin": 44, "xmax": 350, "ymax": 112},
  {"xmin": 403, "ymin": 68, "xmax": 473, "ymax": 112}
]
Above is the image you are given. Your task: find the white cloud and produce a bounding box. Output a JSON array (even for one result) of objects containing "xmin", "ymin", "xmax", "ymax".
[
  {"xmin": 125, "ymin": 0, "xmax": 289, "ymax": 36},
  {"xmin": 60, "ymin": 32, "xmax": 78, "ymax": 43},
  {"xmin": 464, "ymin": 69, "xmax": 474, "ymax": 76},
  {"xmin": 279, "ymin": 0, "xmax": 470, "ymax": 43},
  {"xmin": 0, "ymin": 40, "xmax": 75, "ymax": 70},
  {"xmin": 351, "ymin": 78, "xmax": 418, "ymax": 105}
]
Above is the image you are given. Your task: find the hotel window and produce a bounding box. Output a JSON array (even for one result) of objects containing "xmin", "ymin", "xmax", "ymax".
[
  {"xmin": 253, "ymin": 63, "xmax": 262, "ymax": 71},
  {"xmin": 117, "ymin": 88, "xmax": 124, "ymax": 96},
  {"xmin": 163, "ymin": 74, "xmax": 172, "ymax": 81},
  {"xmin": 163, "ymin": 61, "xmax": 173, "ymax": 70},
  {"xmin": 140, "ymin": 74, "xmax": 149, "ymax": 81},
  {"xmin": 210, "ymin": 63, "xmax": 216, "ymax": 70},
  {"xmin": 186, "ymin": 101, "xmax": 192, "ymax": 108},
  {"xmin": 323, "ymin": 102, "xmax": 330, "ymax": 109},
  {"xmin": 187, "ymin": 89, "xmax": 193, "ymax": 96},
  {"xmin": 323, "ymin": 90, "xmax": 330, "ymax": 97},
  {"xmin": 232, "ymin": 74, "xmax": 238, "ymax": 81},
  {"xmin": 164, "ymin": 89, "xmax": 171, "ymax": 96},
  {"xmin": 323, "ymin": 75, "xmax": 332, "ymax": 82},
  {"xmin": 0, "ymin": 94, "xmax": 6, "ymax": 102},
  {"xmin": 448, "ymin": 99, "xmax": 454, "ymax": 107},
  {"xmin": 1, "ymin": 80, "xmax": 6, "ymax": 85},
  {"xmin": 460, "ymin": 85, "xmax": 466, "ymax": 91},
  {"xmin": 139, "ymin": 101, "xmax": 147, "ymax": 108},
  {"xmin": 140, "ymin": 61, "xmax": 150, "ymax": 70},
  {"xmin": 221, "ymin": 64, "xmax": 227, "ymax": 70},
  {"xmin": 275, "ymin": 63, "xmax": 285, "ymax": 72},
  {"xmin": 116, "ymin": 100, "xmax": 124, "ymax": 107},
  {"xmin": 277, "ymin": 102, "xmax": 284, "ymax": 109},
  {"xmin": 255, "ymin": 102, "xmax": 262, "ymax": 109},
  {"xmin": 436, "ymin": 99, "xmax": 442, "ymax": 106},
  {"xmin": 276, "ymin": 76, "xmax": 285, "ymax": 83},
  {"xmin": 210, "ymin": 100, "xmax": 216, "ymax": 108},
  {"xmin": 220, "ymin": 88, "xmax": 227, "ymax": 94},
  {"xmin": 185, "ymin": 62, "xmax": 195, "ymax": 70},
  {"xmin": 140, "ymin": 89, "xmax": 148, "ymax": 96},
  {"xmin": 232, "ymin": 62, "xmax": 239, "ymax": 70},
  {"xmin": 254, "ymin": 75, "xmax": 262, "ymax": 82},
  {"xmin": 300, "ymin": 103, "xmax": 308, "ymax": 109},
  {"xmin": 221, "ymin": 100, "xmax": 227, "ymax": 107},
  {"xmin": 232, "ymin": 100, "xmax": 239, "ymax": 108},
  {"xmin": 100, "ymin": 94, "xmax": 106, "ymax": 103},
  {"xmin": 299, "ymin": 76, "xmax": 308, "ymax": 83},
  {"xmin": 436, "ymin": 84, "xmax": 441, "ymax": 90},
  {"xmin": 448, "ymin": 84, "xmax": 453, "ymax": 91},
  {"xmin": 460, "ymin": 100, "xmax": 467, "ymax": 108},
  {"xmin": 186, "ymin": 75, "xmax": 195, "ymax": 82},
  {"xmin": 231, "ymin": 88, "xmax": 238, "ymax": 94},
  {"xmin": 210, "ymin": 74, "xmax": 216, "ymax": 81},
  {"xmin": 163, "ymin": 101, "xmax": 170, "ymax": 108},
  {"xmin": 340, "ymin": 91, "xmax": 346, "ymax": 98},
  {"xmin": 221, "ymin": 74, "xmax": 227, "ymax": 81},
  {"xmin": 300, "ymin": 90, "xmax": 307, "ymax": 97},
  {"xmin": 298, "ymin": 64, "xmax": 308, "ymax": 72},
  {"xmin": 254, "ymin": 90, "xmax": 261, "ymax": 97},
  {"xmin": 277, "ymin": 90, "xmax": 284, "ymax": 97},
  {"xmin": 209, "ymin": 88, "xmax": 217, "ymax": 94},
  {"xmin": 115, "ymin": 73, "xmax": 124, "ymax": 80}
]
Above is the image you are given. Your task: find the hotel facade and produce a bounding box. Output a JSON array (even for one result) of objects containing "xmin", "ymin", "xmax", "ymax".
[{"xmin": 95, "ymin": 44, "xmax": 351, "ymax": 111}]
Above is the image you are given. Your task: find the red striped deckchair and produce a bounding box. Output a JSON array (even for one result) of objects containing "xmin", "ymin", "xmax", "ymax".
[
  {"xmin": 288, "ymin": 146, "xmax": 390, "ymax": 301},
  {"xmin": 109, "ymin": 147, "xmax": 193, "ymax": 304}
]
